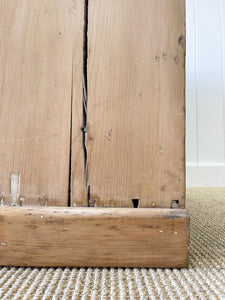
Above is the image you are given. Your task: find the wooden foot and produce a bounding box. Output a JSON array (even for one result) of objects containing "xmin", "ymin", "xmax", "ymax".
[{"xmin": 0, "ymin": 206, "xmax": 190, "ymax": 268}]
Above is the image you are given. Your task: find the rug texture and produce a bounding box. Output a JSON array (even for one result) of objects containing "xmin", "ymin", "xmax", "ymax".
[{"xmin": 0, "ymin": 188, "xmax": 225, "ymax": 299}]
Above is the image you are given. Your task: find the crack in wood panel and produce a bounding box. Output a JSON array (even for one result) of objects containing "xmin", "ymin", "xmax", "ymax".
[
  {"xmin": 82, "ymin": 0, "xmax": 91, "ymax": 206},
  {"xmin": 70, "ymin": 0, "xmax": 88, "ymax": 206}
]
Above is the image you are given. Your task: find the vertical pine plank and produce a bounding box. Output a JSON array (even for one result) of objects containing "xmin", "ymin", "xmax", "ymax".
[
  {"xmin": 87, "ymin": 0, "xmax": 185, "ymax": 208},
  {"xmin": 0, "ymin": 0, "xmax": 84, "ymax": 206}
]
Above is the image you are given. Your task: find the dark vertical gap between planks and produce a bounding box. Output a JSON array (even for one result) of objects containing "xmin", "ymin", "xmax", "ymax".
[
  {"xmin": 82, "ymin": 0, "xmax": 90, "ymax": 206},
  {"xmin": 68, "ymin": 1, "xmax": 89, "ymax": 207},
  {"xmin": 68, "ymin": 64, "xmax": 74, "ymax": 207}
]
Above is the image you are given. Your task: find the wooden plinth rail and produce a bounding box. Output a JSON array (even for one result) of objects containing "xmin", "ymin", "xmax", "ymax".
[{"xmin": 0, "ymin": 206, "xmax": 190, "ymax": 268}]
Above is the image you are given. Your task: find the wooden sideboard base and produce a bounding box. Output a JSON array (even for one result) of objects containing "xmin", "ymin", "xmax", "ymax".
[{"xmin": 0, "ymin": 206, "xmax": 190, "ymax": 268}]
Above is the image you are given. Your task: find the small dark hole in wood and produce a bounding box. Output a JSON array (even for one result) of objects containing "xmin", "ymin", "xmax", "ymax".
[
  {"xmin": 132, "ymin": 199, "xmax": 140, "ymax": 208},
  {"xmin": 171, "ymin": 200, "xmax": 180, "ymax": 209}
]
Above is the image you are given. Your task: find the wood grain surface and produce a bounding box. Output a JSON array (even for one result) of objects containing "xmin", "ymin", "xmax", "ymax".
[
  {"xmin": 86, "ymin": 0, "xmax": 186, "ymax": 208},
  {"xmin": 0, "ymin": 206, "xmax": 190, "ymax": 268},
  {"xmin": 0, "ymin": 0, "xmax": 84, "ymax": 206}
]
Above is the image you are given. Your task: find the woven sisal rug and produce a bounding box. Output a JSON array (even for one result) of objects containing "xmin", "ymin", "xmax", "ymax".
[{"xmin": 0, "ymin": 188, "xmax": 225, "ymax": 299}]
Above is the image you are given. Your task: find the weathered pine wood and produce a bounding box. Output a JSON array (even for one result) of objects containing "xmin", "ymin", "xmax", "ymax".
[
  {"xmin": 70, "ymin": 1, "xmax": 87, "ymax": 207},
  {"xmin": 0, "ymin": 206, "xmax": 190, "ymax": 268},
  {"xmin": 0, "ymin": 0, "xmax": 84, "ymax": 206},
  {"xmin": 86, "ymin": 0, "xmax": 186, "ymax": 208}
]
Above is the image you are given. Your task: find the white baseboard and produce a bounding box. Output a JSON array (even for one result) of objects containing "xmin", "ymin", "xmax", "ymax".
[{"xmin": 186, "ymin": 165, "xmax": 225, "ymax": 187}]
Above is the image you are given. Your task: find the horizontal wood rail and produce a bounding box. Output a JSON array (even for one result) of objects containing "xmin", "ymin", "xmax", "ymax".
[{"xmin": 0, "ymin": 206, "xmax": 190, "ymax": 268}]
